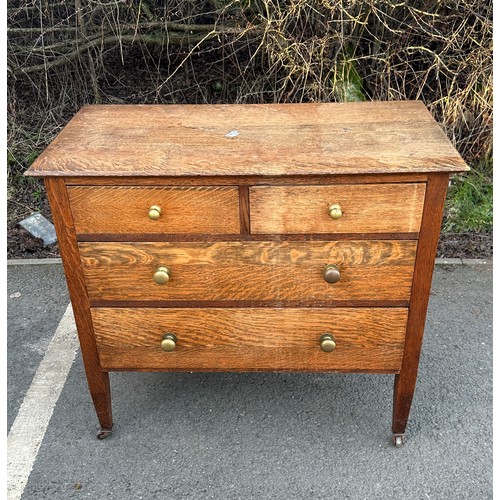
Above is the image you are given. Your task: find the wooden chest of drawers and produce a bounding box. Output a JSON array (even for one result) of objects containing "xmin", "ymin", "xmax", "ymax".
[{"xmin": 26, "ymin": 101, "xmax": 468, "ymax": 446}]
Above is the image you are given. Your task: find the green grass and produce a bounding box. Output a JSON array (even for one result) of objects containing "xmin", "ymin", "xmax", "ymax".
[{"xmin": 444, "ymin": 157, "xmax": 492, "ymax": 233}]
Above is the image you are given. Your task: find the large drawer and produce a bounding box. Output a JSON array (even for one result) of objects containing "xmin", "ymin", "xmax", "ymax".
[
  {"xmin": 79, "ymin": 240, "xmax": 417, "ymax": 303},
  {"xmin": 92, "ymin": 307, "xmax": 408, "ymax": 372},
  {"xmin": 68, "ymin": 186, "xmax": 241, "ymax": 235},
  {"xmin": 249, "ymin": 184, "xmax": 426, "ymax": 234}
]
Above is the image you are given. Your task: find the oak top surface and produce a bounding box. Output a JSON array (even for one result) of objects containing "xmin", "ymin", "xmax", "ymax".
[{"xmin": 26, "ymin": 101, "xmax": 469, "ymax": 177}]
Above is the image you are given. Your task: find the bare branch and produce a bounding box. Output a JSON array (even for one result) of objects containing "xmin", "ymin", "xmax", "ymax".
[{"xmin": 11, "ymin": 30, "xmax": 240, "ymax": 75}]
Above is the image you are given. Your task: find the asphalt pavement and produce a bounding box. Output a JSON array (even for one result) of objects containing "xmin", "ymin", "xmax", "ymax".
[{"xmin": 7, "ymin": 261, "xmax": 493, "ymax": 500}]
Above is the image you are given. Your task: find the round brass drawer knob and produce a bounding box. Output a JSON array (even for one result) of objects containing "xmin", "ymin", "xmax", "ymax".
[
  {"xmin": 148, "ymin": 205, "xmax": 162, "ymax": 220},
  {"xmin": 320, "ymin": 333, "xmax": 336, "ymax": 352},
  {"xmin": 324, "ymin": 264, "xmax": 340, "ymax": 284},
  {"xmin": 328, "ymin": 203, "xmax": 342, "ymax": 220},
  {"xmin": 153, "ymin": 266, "xmax": 171, "ymax": 284},
  {"xmin": 161, "ymin": 333, "xmax": 177, "ymax": 352}
]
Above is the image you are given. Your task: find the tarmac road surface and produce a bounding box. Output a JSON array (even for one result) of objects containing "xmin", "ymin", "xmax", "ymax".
[{"xmin": 7, "ymin": 261, "xmax": 493, "ymax": 500}]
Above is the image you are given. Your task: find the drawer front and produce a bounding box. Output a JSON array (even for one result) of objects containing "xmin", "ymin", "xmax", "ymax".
[
  {"xmin": 68, "ymin": 186, "xmax": 240, "ymax": 234},
  {"xmin": 80, "ymin": 240, "xmax": 417, "ymax": 303},
  {"xmin": 249, "ymin": 184, "xmax": 426, "ymax": 234},
  {"xmin": 92, "ymin": 307, "xmax": 408, "ymax": 372}
]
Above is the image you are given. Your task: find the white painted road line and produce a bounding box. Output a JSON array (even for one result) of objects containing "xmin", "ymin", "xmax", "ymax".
[
  {"xmin": 7, "ymin": 303, "xmax": 79, "ymax": 500},
  {"xmin": 7, "ymin": 258, "xmax": 62, "ymax": 266}
]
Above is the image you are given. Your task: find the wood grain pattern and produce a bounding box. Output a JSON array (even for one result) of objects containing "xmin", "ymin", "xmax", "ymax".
[
  {"xmin": 25, "ymin": 102, "xmax": 469, "ymax": 177},
  {"xmin": 76, "ymin": 232, "xmax": 419, "ymax": 242},
  {"xmin": 250, "ymin": 184, "xmax": 425, "ymax": 234},
  {"xmin": 44, "ymin": 177, "xmax": 112, "ymax": 431},
  {"xmin": 68, "ymin": 186, "xmax": 240, "ymax": 234},
  {"xmin": 79, "ymin": 240, "xmax": 417, "ymax": 302},
  {"xmin": 90, "ymin": 299, "xmax": 410, "ymax": 308},
  {"xmin": 64, "ymin": 173, "xmax": 430, "ymax": 186},
  {"xmin": 77, "ymin": 233, "xmax": 418, "ymax": 242},
  {"xmin": 392, "ymin": 173, "xmax": 450, "ymax": 436},
  {"xmin": 92, "ymin": 307, "xmax": 408, "ymax": 372}
]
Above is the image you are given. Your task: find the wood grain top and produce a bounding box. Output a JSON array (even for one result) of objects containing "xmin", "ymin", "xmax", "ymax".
[{"xmin": 25, "ymin": 101, "xmax": 469, "ymax": 177}]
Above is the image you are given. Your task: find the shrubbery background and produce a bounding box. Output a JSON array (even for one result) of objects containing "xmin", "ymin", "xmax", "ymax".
[{"xmin": 7, "ymin": 0, "xmax": 493, "ymax": 247}]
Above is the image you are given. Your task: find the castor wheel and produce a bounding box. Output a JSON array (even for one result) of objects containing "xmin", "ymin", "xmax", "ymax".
[
  {"xmin": 97, "ymin": 427, "xmax": 113, "ymax": 440},
  {"xmin": 393, "ymin": 433, "xmax": 405, "ymax": 448}
]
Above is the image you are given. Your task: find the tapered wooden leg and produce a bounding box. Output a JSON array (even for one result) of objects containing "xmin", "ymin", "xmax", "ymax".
[
  {"xmin": 391, "ymin": 173, "xmax": 450, "ymax": 446},
  {"xmin": 89, "ymin": 369, "xmax": 113, "ymax": 439},
  {"xmin": 392, "ymin": 372, "xmax": 415, "ymax": 439},
  {"xmin": 45, "ymin": 177, "xmax": 113, "ymax": 438}
]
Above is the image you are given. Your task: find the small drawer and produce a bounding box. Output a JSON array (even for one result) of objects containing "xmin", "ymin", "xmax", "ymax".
[
  {"xmin": 80, "ymin": 240, "xmax": 417, "ymax": 303},
  {"xmin": 249, "ymin": 184, "xmax": 426, "ymax": 234},
  {"xmin": 92, "ymin": 307, "xmax": 408, "ymax": 372},
  {"xmin": 68, "ymin": 186, "xmax": 240, "ymax": 235}
]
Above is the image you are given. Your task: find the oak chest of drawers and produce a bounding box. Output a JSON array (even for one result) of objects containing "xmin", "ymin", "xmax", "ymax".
[{"xmin": 26, "ymin": 101, "xmax": 468, "ymax": 446}]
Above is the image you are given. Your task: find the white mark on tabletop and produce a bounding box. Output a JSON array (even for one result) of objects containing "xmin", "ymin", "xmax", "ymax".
[{"xmin": 225, "ymin": 130, "xmax": 240, "ymax": 138}]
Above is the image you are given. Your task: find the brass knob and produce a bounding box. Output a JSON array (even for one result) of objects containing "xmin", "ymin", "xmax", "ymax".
[
  {"xmin": 329, "ymin": 203, "xmax": 342, "ymax": 219},
  {"xmin": 148, "ymin": 205, "xmax": 162, "ymax": 220},
  {"xmin": 324, "ymin": 264, "xmax": 340, "ymax": 284},
  {"xmin": 161, "ymin": 333, "xmax": 177, "ymax": 352},
  {"xmin": 320, "ymin": 333, "xmax": 336, "ymax": 352},
  {"xmin": 153, "ymin": 266, "xmax": 171, "ymax": 284}
]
